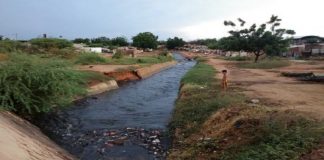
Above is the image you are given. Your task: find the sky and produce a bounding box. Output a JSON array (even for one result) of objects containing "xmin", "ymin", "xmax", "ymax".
[{"xmin": 0, "ymin": 0, "xmax": 323, "ymax": 41}]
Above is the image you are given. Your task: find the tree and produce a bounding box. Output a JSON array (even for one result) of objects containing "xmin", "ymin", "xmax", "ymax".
[
  {"xmin": 132, "ymin": 32, "xmax": 158, "ymax": 49},
  {"xmin": 111, "ymin": 37, "xmax": 128, "ymax": 46},
  {"xmin": 166, "ymin": 37, "xmax": 186, "ymax": 49},
  {"xmin": 0, "ymin": 35, "xmax": 3, "ymax": 41},
  {"xmin": 91, "ymin": 37, "xmax": 111, "ymax": 46},
  {"xmin": 73, "ymin": 38, "xmax": 90, "ymax": 44},
  {"xmin": 222, "ymin": 15, "xmax": 295, "ymax": 62}
]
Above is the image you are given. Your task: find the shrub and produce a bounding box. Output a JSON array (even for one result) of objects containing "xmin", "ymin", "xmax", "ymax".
[
  {"xmin": 0, "ymin": 54, "xmax": 94, "ymax": 114},
  {"xmin": 75, "ymin": 52, "xmax": 108, "ymax": 65},
  {"xmin": 0, "ymin": 40, "xmax": 26, "ymax": 53},
  {"xmin": 222, "ymin": 114, "xmax": 324, "ymax": 160},
  {"xmin": 112, "ymin": 50, "xmax": 123, "ymax": 59},
  {"xmin": 30, "ymin": 38, "xmax": 73, "ymax": 49}
]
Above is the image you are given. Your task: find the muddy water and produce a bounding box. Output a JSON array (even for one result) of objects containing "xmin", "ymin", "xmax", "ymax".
[{"xmin": 36, "ymin": 53, "xmax": 195, "ymax": 160}]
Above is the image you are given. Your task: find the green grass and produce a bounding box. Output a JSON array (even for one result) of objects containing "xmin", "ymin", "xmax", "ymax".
[
  {"xmin": 221, "ymin": 114, "xmax": 324, "ymax": 160},
  {"xmin": 180, "ymin": 63, "xmax": 215, "ymax": 86},
  {"xmin": 169, "ymin": 62, "xmax": 244, "ymax": 138},
  {"xmin": 238, "ymin": 59, "xmax": 290, "ymax": 69},
  {"xmin": 0, "ymin": 53, "xmax": 105, "ymax": 115},
  {"xmin": 74, "ymin": 52, "xmax": 108, "ymax": 65},
  {"xmin": 106, "ymin": 55, "xmax": 173, "ymax": 65}
]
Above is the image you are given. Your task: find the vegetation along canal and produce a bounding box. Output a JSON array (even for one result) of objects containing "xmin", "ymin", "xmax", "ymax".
[{"xmin": 35, "ymin": 53, "xmax": 195, "ymax": 160}]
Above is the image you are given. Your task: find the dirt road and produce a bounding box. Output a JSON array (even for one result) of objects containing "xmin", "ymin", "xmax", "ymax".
[{"xmin": 208, "ymin": 58, "xmax": 324, "ymax": 120}]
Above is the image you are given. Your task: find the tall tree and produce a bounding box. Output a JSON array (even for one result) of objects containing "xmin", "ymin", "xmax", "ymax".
[
  {"xmin": 91, "ymin": 37, "xmax": 111, "ymax": 46},
  {"xmin": 222, "ymin": 15, "xmax": 295, "ymax": 62},
  {"xmin": 132, "ymin": 32, "xmax": 158, "ymax": 49},
  {"xmin": 73, "ymin": 38, "xmax": 90, "ymax": 44},
  {"xmin": 111, "ymin": 37, "xmax": 128, "ymax": 46},
  {"xmin": 166, "ymin": 37, "xmax": 185, "ymax": 49}
]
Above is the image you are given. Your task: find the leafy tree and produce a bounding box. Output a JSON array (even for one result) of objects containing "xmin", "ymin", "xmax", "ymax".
[
  {"xmin": 132, "ymin": 32, "xmax": 158, "ymax": 49},
  {"xmin": 0, "ymin": 35, "xmax": 3, "ymax": 41},
  {"xmin": 222, "ymin": 15, "xmax": 295, "ymax": 62},
  {"xmin": 73, "ymin": 38, "xmax": 90, "ymax": 44},
  {"xmin": 111, "ymin": 37, "xmax": 128, "ymax": 46},
  {"xmin": 166, "ymin": 37, "xmax": 186, "ymax": 49},
  {"xmin": 91, "ymin": 37, "xmax": 111, "ymax": 46}
]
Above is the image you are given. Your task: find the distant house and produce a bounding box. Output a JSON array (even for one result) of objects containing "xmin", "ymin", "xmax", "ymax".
[
  {"xmin": 89, "ymin": 47, "xmax": 103, "ymax": 53},
  {"xmin": 73, "ymin": 44, "xmax": 104, "ymax": 53},
  {"xmin": 287, "ymin": 36, "xmax": 324, "ymax": 57}
]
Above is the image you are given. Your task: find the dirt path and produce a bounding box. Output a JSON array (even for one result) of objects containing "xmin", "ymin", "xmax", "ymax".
[{"xmin": 208, "ymin": 58, "xmax": 324, "ymax": 120}]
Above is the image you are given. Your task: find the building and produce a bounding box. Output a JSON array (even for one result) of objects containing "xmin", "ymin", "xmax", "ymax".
[{"xmin": 287, "ymin": 36, "xmax": 324, "ymax": 57}]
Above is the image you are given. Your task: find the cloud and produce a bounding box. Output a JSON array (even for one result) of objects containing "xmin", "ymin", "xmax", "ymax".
[{"xmin": 177, "ymin": 20, "xmax": 228, "ymax": 40}]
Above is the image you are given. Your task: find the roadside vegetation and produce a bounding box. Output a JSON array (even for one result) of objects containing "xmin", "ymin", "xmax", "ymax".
[
  {"xmin": 168, "ymin": 58, "xmax": 323, "ymax": 160},
  {"xmin": 0, "ymin": 38, "xmax": 174, "ymax": 116},
  {"xmin": 74, "ymin": 52, "xmax": 108, "ymax": 65},
  {"xmin": 106, "ymin": 55, "xmax": 173, "ymax": 65},
  {"xmin": 0, "ymin": 53, "xmax": 105, "ymax": 115}
]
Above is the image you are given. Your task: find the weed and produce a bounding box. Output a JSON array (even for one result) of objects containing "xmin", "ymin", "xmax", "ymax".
[
  {"xmin": 0, "ymin": 53, "xmax": 102, "ymax": 115},
  {"xmin": 75, "ymin": 52, "xmax": 108, "ymax": 65},
  {"xmin": 112, "ymin": 50, "xmax": 123, "ymax": 59},
  {"xmin": 221, "ymin": 114, "xmax": 324, "ymax": 160}
]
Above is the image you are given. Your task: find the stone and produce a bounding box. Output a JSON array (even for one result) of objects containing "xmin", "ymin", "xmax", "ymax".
[
  {"xmin": 152, "ymin": 139, "xmax": 160, "ymax": 144},
  {"xmin": 251, "ymin": 99, "xmax": 260, "ymax": 104}
]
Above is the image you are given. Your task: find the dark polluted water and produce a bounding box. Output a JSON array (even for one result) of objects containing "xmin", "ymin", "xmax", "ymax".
[{"xmin": 35, "ymin": 53, "xmax": 195, "ymax": 160}]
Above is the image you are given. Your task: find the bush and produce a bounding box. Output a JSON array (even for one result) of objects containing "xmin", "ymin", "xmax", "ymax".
[
  {"xmin": 112, "ymin": 50, "xmax": 123, "ymax": 59},
  {"xmin": 0, "ymin": 40, "xmax": 26, "ymax": 53},
  {"xmin": 75, "ymin": 52, "xmax": 108, "ymax": 65},
  {"xmin": 222, "ymin": 114, "xmax": 324, "ymax": 160},
  {"xmin": 0, "ymin": 54, "xmax": 94, "ymax": 114},
  {"xmin": 30, "ymin": 38, "xmax": 73, "ymax": 49}
]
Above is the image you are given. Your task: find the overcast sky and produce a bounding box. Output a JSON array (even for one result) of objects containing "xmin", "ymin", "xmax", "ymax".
[{"xmin": 0, "ymin": 0, "xmax": 323, "ymax": 40}]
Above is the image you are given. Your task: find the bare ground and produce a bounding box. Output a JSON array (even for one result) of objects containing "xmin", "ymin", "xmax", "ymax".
[
  {"xmin": 208, "ymin": 58, "xmax": 324, "ymax": 120},
  {"xmin": 207, "ymin": 58, "xmax": 324, "ymax": 159}
]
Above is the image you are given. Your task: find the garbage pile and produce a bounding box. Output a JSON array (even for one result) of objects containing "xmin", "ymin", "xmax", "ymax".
[{"xmin": 281, "ymin": 72, "xmax": 324, "ymax": 83}]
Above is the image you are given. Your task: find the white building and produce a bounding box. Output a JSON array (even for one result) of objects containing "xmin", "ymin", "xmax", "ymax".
[{"xmin": 89, "ymin": 47, "xmax": 103, "ymax": 53}]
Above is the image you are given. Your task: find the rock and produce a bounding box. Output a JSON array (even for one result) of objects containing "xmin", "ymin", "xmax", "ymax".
[
  {"xmin": 152, "ymin": 139, "xmax": 160, "ymax": 144},
  {"xmin": 105, "ymin": 142, "xmax": 114, "ymax": 147},
  {"xmin": 250, "ymin": 99, "xmax": 260, "ymax": 104}
]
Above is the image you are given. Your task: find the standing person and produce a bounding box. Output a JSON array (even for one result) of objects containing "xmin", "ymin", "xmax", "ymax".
[{"xmin": 221, "ymin": 70, "xmax": 228, "ymax": 91}]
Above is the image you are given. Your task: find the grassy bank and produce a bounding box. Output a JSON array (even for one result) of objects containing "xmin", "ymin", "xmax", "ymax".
[
  {"xmin": 74, "ymin": 52, "xmax": 173, "ymax": 65},
  {"xmin": 168, "ymin": 60, "xmax": 323, "ymax": 160},
  {"xmin": 0, "ymin": 53, "xmax": 106, "ymax": 115},
  {"xmin": 169, "ymin": 60, "xmax": 245, "ymax": 144}
]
